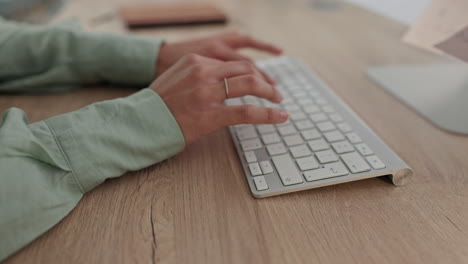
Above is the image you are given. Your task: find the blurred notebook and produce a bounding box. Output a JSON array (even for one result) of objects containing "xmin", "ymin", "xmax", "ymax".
[{"xmin": 119, "ymin": 2, "xmax": 227, "ymax": 28}]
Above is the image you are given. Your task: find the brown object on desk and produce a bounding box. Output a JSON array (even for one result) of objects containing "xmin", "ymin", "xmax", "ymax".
[
  {"xmin": 119, "ymin": 2, "xmax": 227, "ymax": 28},
  {"xmin": 3, "ymin": 0, "xmax": 468, "ymax": 263}
]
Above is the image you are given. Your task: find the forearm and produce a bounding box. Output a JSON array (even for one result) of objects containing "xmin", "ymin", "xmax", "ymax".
[
  {"xmin": 0, "ymin": 89, "xmax": 184, "ymax": 260},
  {"xmin": 0, "ymin": 20, "xmax": 163, "ymax": 93}
]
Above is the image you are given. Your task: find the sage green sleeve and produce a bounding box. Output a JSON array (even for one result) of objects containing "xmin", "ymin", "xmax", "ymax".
[
  {"xmin": 0, "ymin": 89, "xmax": 185, "ymax": 261},
  {"xmin": 0, "ymin": 19, "xmax": 162, "ymax": 93}
]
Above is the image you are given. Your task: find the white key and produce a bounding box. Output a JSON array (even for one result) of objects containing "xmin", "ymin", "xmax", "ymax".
[
  {"xmin": 366, "ymin": 155, "xmax": 386, "ymax": 169},
  {"xmin": 297, "ymin": 98, "xmax": 314, "ymax": 105},
  {"xmin": 284, "ymin": 104, "xmax": 300, "ymax": 112},
  {"xmin": 262, "ymin": 132, "xmax": 281, "ymax": 144},
  {"xmin": 281, "ymin": 97, "xmax": 294, "ymax": 105},
  {"xmin": 244, "ymin": 96, "xmax": 261, "ymax": 106},
  {"xmin": 248, "ymin": 163, "xmax": 262, "ymax": 176},
  {"xmin": 346, "ymin": 132, "xmax": 362, "ymax": 144},
  {"xmin": 260, "ymin": 160, "xmax": 274, "ymax": 174},
  {"xmin": 284, "ymin": 134, "xmax": 304, "ymax": 146},
  {"xmin": 241, "ymin": 138, "xmax": 262, "ymax": 151},
  {"xmin": 331, "ymin": 141, "xmax": 355, "ymax": 154},
  {"xmin": 278, "ymin": 125, "xmax": 297, "ymax": 136},
  {"xmin": 266, "ymin": 143, "xmax": 288, "ymax": 155},
  {"xmin": 329, "ymin": 113, "xmax": 343, "ymax": 122},
  {"xmin": 244, "ymin": 151, "xmax": 257, "ymax": 163},
  {"xmin": 276, "ymin": 119, "xmax": 291, "ymax": 127},
  {"xmin": 323, "ymin": 130, "xmax": 345, "ymax": 142},
  {"xmin": 303, "ymin": 105, "xmax": 320, "ymax": 114},
  {"xmin": 257, "ymin": 124, "xmax": 276, "ymax": 134},
  {"xmin": 289, "ymin": 145, "xmax": 312, "ymax": 158},
  {"xmin": 295, "ymin": 120, "xmax": 314, "ymax": 130},
  {"xmin": 315, "ymin": 150, "xmax": 339, "ymax": 163},
  {"xmin": 236, "ymin": 126, "xmax": 258, "ymax": 140},
  {"xmin": 337, "ymin": 122, "xmax": 352, "ymax": 133},
  {"xmin": 301, "ymin": 129, "xmax": 321, "ymax": 140},
  {"xmin": 315, "ymin": 97, "xmax": 328, "ymax": 105},
  {"xmin": 292, "ymin": 91, "xmax": 307, "ymax": 98},
  {"xmin": 253, "ymin": 176, "xmax": 269, "ymax": 191},
  {"xmin": 225, "ymin": 98, "xmax": 243, "ymax": 106},
  {"xmin": 322, "ymin": 105, "xmax": 335, "ymax": 113},
  {"xmin": 309, "ymin": 90, "xmax": 321, "ymax": 97},
  {"xmin": 308, "ymin": 139, "xmax": 329, "ymax": 151},
  {"xmin": 355, "ymin": 143, "xmax": 374, "ymax": 156},
  {"xmin": 296, "ymin": 156, "xmax": 320, "ymax": 171},
  {"xmin": 303, "ymin": 161, "xmax": 348, "ymax": 182},
  {"xmin": 272, "ymin": 154, "xmax": 304, "ymax": 186},
  {"xmin": 317, "ymin": 121, "xmax": 336, "ymax": 132},
  {"xmin": 310, "ymin": 113, "xmax": 328, "ymax": 122},
  {"xmin": 341, "ymin": 152, "xmax": 371, "ymax": 173},
  {"xmin": 290, "ymin": 111, "xmax": 307, "ymax": 121}
]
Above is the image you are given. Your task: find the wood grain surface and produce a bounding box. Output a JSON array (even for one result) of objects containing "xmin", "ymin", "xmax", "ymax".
[{"xmin": 2, "ymin": 0, "xmax": 468, "ymax": 263}]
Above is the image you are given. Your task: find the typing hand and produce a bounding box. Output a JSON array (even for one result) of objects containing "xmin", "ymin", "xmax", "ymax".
[
  {"xmin": 155, "ymin": 31, "xmax": 283, "ymax": 84},
  {"xmin": 149, "ymin": 54, "xmax": 288, "ymax": 145}
]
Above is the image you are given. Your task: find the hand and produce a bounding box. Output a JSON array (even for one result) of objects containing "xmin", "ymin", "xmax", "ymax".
[
  {"xmin": 149, "ymin": 54, "xmax": 288, "ymax": 145},
  {"xmin": 155, "ymin": 31, "xmax": 283, "ymax": 84}
]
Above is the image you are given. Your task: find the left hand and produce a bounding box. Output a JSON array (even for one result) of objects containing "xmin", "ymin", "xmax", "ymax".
[{"xmin": 155, "ymin": 31, "xmax": 283, "ymax": 84}]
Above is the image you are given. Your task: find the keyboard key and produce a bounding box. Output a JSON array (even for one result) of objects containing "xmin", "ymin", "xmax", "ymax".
[
  {"xmin": 323, "ymin": 130, "xmax": 345, "ymax": 142},
  {"xmin": 355, "ymin": 143, "xmax": 374, "ymax": 156},
  {"xmin": 248, "ymin": 163, "xmax": 262, "ymax": 176},
  {"xmin": 301, "ymin": 129, "xmax": 321, "ymax": 140},
  {"xmin": 272, "ymin": 154, "xmax": 304, "ymax": 186},
  {"xmin": 366, "ymin": 155, "xmax": 386, "ymax": 169},
  {"xmin": 303, "ymin": 161, "xmax": 348, "ymax": 182},
  {"xmin": 284, "ymin": 104, "xmax": 300, "ymax": 112},
  {"xmin": 244, "ymin": 96, "xmax": 261, "ymax": 106},
  {"xmin": 308, "ymin": 139, "xmax": 329, "ymax": 151},
  {"xmin": 257, "ymin": 124, "xmax": 276, "ymax": 134},
  {"xmin": 266, "ymin": 143, "xmax": 288, "ymax": 155},
  {"xmin": 310, "ymin": 113, "xmax": 328, "ymax": 122},
  {"xmin": 253, "ymin": 176, "xmax": 269, "ymax": 191},
  {"xmin": 296, "ymin": 156, "xmax": 320, "ymax": 171},
  {"xmin": 303, "ymin": 105, "xmax": 320, "ymax": 114},
  {"xmin": 297, "ymin": 98, "xmax": 314, "ymax": 106},
  {"xmin": 341, "ymin": 152, "xmax": 371, "ymax": 173},
  {"xmin": 276, "ymin": 119, "xmax": 291, "ymax": 127},
  {"xmin": 260, "ymin": 160, "xmax": 274, "ymax": 174},
  {"xmin": 317, "ymin": 121, "xmax": 336, "ymax": 132},
  {"xmin": 329, "ymin": 113, "xmax": 343, "ymax": 122},
  {"xmin": 292, "ymin": 91, "xmax": 307, "ymax": 98},
  {"xmin": 290, "ymin": 111, "xmax": 307, "ymax": 121},
  {"xmin": 337, "ymin": 122, "xmax": 352, "ymax": 133},
  {"xmin": 241, "ymin": 138, "xmax": 262, "ymax": 151},
  {"xmin": 278, "ymin": 125, "xmax": 297, "ymax": 136},
  {"xmin": 315, "ymin": 97, "xmax": 328, "ymax": 105},
  {"xmin": 244, "ymin": 151, "xmax": 257, "ymax": 163},
  {"xmin": 315, "ymin": 150, "xmax": 339, "ymax": 163},
  {"xmin": 331, "ymin": 141, "xmax": 354, "ymax": 154},
  {"xmin": 289, "ymin": 145, "xmax": 312, "ymax": 158},
  {"xmin": 262, "ymin": 132, "xmax": 281, "ymax": 144},
  {"xmin": 322, "ymin": 105, "xmax": 335, "ymax": 113},
  {"xmin": 295, "ymin": 120, "xmax": 314, "ymax": 130},
  {"xmin": 236, "ymin": 126, "xmax": 258, "ymax": 140},
  {"xmin": 284, "ymin": 134, "xmax": 304, "ymax": 146},
  {"xmin": 346, "ymin": 132, "xmax": 362, "ymax": 144},
  {"xmin": 225, "ymin": 98, "xmax": 243, "ymax": 106}
]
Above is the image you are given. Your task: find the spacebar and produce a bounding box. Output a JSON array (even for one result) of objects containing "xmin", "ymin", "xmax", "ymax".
[{"xmin": 272, "ymin": 154, "xmax": 304, "ymax": 186}]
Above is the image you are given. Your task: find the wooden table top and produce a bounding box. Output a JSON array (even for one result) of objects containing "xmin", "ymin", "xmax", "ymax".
[{"xmin": 3, "ymin": 0, "xmax": 468, "ymax": 263}]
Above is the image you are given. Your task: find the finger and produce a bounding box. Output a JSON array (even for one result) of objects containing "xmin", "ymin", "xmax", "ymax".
[
  {"xmin": 219, "ymin": 75, "xmax": 283, "ymax": 103},
  {"xmin": 220, "ymin": 105, "xmax": 289, "ymax": 126},
  {"xmin": 224, "ymin": 34, "xmax": 283, "ymax": 55},
  {"xmin": 207, "ymin": 60, "xmax": 268, "ymax": 84},
  {"xmin": 214, "ymin": 49, "xmax": 277, "ymax": 85},
  {"xmin": 175, "ymin": 53, "xmax": 222, "ymax": 71}
]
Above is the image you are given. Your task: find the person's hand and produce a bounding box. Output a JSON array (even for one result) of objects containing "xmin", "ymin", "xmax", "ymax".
[
  {"xmin": 155, "ymin": 31, "xmax": 283, "ymax": 84},
  {"xmin": 149, "ymin": 54, "xmax": 288, "ymax": 145}
]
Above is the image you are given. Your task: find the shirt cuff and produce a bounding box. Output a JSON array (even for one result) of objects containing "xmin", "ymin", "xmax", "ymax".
[{"xmin": 45, "ymin": 89, "xmax": 185, "ymax": 193}]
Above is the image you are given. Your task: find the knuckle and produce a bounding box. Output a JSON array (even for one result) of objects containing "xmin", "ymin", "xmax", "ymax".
[
  {"xmin": 239, "ymin": 105, "xmax": 256, "ymax": 121},
  {"xmin": 190, "ymin": 64, "xmax": 205, "ymax": 78},
  {"xmin": 241, "ymin": 61, "xmax": 256, "ymax": 73},
  {"xmin": 266, "ymin": 108, "xmax": 275, "ymax": 123},
  {"xmin": 183, "ymin": 53, "xmax": 201, "ymax": 64},
  {"xmin": 245, "ymin": 74, "xmax": 260, "ymax": 87}
]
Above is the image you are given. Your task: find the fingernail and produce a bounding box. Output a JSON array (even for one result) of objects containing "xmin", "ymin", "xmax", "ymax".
[{"xmin": 279, "ymin": 110, "xmax": 289, "ymax": 119}]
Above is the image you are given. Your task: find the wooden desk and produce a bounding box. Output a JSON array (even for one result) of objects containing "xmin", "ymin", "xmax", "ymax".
[{"xmin": 3, "ymin": 0, "xmax": 468, "ymax": 263}]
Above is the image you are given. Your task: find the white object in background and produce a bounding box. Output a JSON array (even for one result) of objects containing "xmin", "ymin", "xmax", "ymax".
[{"xmin": 346, "ymin": 0, "xmax": 431, "ymax": 25}]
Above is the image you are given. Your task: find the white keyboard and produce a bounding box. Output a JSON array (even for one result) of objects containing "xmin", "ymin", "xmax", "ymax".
[{"xmin": 226, "ymin": 57, "xmax": 414, "ymax": 198}]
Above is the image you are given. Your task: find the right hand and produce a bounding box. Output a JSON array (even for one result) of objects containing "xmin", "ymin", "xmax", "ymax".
[{"xmin": 149, "ymin": 54, "xmax": 289, "ymax": 145}]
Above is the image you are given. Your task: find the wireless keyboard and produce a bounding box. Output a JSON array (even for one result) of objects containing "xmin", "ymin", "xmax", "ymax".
[{"xmin": 225, "ymin": 57, "xmax": 414, "ymax": 198}]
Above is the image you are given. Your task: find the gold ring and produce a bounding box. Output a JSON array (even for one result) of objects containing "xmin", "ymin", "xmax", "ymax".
[{"xmin": 224, "ymin": 78, "xmax": 230, "ymax": 98}]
